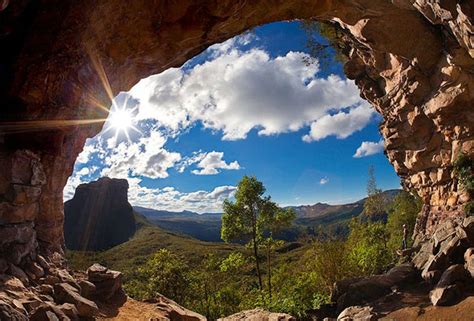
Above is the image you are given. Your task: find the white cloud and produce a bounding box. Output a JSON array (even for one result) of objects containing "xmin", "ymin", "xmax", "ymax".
[
  {"xmin": 353, "ymin": 139, "xmax": 384, "ymax": 158},
  {"xmin": 130, "ymin": 47, "xmax": 366, "ymax": 141},
  {"xmin": 76, "ymin": 142, "xmax": 99, "ymax": 164},
  {"xmin": 127, "ymin": 179, "xmax": 236, "ymax": 213},
  {"xmin": 302, "ymin": 103, "xmax": 374, "ymax": 142},
  {"xmin": 100, "ymin": 130, "xmax": 181, "ymax": 179},
  {"xmin": 319, "ymin": 178, "xmax": 329, "ymax": 185},
  {"xmin": 178, "ymin": 151, "xmax": 241, "ymax": 175}
]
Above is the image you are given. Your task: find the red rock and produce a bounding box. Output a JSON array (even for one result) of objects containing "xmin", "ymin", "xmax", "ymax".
[{"xmin": 53, "ymin": 283, "xmax": 99, "ymax": 317}]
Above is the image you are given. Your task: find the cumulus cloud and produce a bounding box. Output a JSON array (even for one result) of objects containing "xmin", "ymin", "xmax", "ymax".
[
  {"xmin": 319, "ymin": 178, "xmax": 329, "ymax": 185},
  {"xmin": 353, "ymin": 139, "xmax": 384, "ymax": 158},
  {"xmin": 76, "ymin": 142, "xmax": 99, "ymax": 164},
  {"xmin": 100, "ymin": 130, "xmax": 181, "ymax": 179},
  {"xmin": 130, "ymin": 47, "xmax": 366, "ymax": 141},
  {"xmin": 178, "ymin": 151, "xmax": 240, "ymax": 175},
  {"xmin": 302, "ymin": 103, "xmax": 374, "ymax": 142},
  {"xmin": 127, "ymin": 179, "xmax": 236, "ymax": 213}
]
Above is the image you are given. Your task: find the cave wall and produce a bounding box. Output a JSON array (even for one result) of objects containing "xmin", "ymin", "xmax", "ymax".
[{"xmin": 0, "ymin": 0, "xmax": 473, "ymax": 269}]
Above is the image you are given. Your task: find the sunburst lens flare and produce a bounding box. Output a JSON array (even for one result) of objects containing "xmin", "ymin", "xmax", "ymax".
[{"xmin": 103, "ymin": 105, "xmax": 141, "ymax": 141}]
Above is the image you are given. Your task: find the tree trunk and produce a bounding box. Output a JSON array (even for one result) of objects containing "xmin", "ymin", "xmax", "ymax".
[
  {"xmin": 253, "ymin": 234, "xmax": 263, "ymax": 291},
  {"xmin": 267, "ymin": 244, "xmax": 272, "ymax": 302}
]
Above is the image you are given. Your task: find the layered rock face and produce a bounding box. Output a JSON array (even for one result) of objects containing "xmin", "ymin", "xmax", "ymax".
[
  {"xmin": 64, "ymin": 177, "xmax": 136, "ymax": 251},
  {"xmin": 0, "ymin": 0, "xmax": 472, "ymax": 268}
]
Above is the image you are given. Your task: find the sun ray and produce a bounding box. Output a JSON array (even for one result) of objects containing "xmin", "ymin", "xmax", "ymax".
[{"xmin": 0, "ymin": 118, "xmax": 108, "ymax": 134}]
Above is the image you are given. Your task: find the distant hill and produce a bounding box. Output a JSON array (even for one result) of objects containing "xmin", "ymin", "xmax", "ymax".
[
  {"xmin": 132, "ymin": 207, "xmax": 223, "ymax": 242},
  {"xmin": 67, "ymin": 211, "xmax": 241, "ymax": 272},
  {"xmin": 134, "ymin": 189, "xmax": 401, "ymax": 242},
  {"xmin": 64, "ymin": 177, "xmax": 136, "ymax": 251}
]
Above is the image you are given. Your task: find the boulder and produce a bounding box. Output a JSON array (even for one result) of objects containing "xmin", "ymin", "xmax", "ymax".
[
  {"xmin": 429, "ymin": 264, "xmax": 471, "ymax": 306},
  {"xmin": 412, "ymin": 241, "xmax": 434, "ymax": 270},
  {"xmin": 333, "ymin": 264, "xmax": 416, "ymax": 312},
  {"xmin": 430, "ymin": 284, "xmax": 462, "ymax": 306},
  {"xmin": 8, "ymin": 264, "xmax": 28, "ymax": 284},
  {"xmin": 29, "ymin": 304, "xmax": 68, "ymax": 321},
  {"xmin": 37, "ymin": 284, "xmax": 54, "ymax": 295},
  {"xmin": 25, "ymin": 261, "xmax": 44, "ymax": 280},
  {"xmin": 59, "ymin": 303, "xmax": 79, "ymax": 321},
  {"xmin": 465, "ymin": 248, "xmax": 474, "ymax": 277},
  {"xmin": 78, "ymin": 279, "xmax": 96, "ymax": 299},
  {"xmin": 53, "ymin": 283, "xmax": 98, "ymax": 317},
  {"xmin": 0, "ymin": 300, "xmax": 28, "ymax": 321},
  {"xmin": 437, "ymin": 264, "xmax": 470, "ymax": 288},
  {"xmin": 337, "ymin": 306, "xmax": 378, "ymax": 321},
  {"xmin": 433, "ymin": 221, "xmax": 456, "ymax": 247},
  {"xmin": 87, "ymin": 264, "xmax": 124, "ymax": 301}
]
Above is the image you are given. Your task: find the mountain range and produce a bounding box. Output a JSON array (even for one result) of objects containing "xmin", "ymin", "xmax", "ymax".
[{"xmin": 133, "ymin": 189, "xmax": 401, "ymax": 242}]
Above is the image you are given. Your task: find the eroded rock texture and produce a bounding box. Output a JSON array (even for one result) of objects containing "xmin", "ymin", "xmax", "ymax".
[
  {"xmin": 64, "ymin": 177, "xmax": 135, "ymax": 251},
  {"xmin": 0, "ymin": 0, "xmax": 473, "ymax": 268}
]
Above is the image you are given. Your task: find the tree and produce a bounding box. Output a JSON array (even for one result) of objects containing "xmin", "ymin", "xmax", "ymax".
[
  {"xmin": 454, "ymin": 153, "xmax": 474, "ymax": 215},
  {"xmin": 363, "ymin": 166, "xmax": 388, "ymax": 219},
  {"xmin": 386, "ymin": 191, "xmax": 421, "ymax": 255},
  {"xmin": 261, "ymin": 207, "xmax": 295, "ymax": 300},
  {"xmin": 131, "ymin": 249, "xmax": 191, "ymax": 303},
  {"xmin": 221, "ymin": 176, "xmax": 292, "ymax": 294},
  {"xmin": 346, "ymin": 218, "xmax": 390, "ymax": 275}
]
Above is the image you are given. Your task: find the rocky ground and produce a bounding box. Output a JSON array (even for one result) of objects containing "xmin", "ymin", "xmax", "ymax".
[{"xmin": 3, "ymin": 216, "xmax": 474, "ymax": 320}]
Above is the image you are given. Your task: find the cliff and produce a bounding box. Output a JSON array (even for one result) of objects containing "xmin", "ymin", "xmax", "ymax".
[{"xmin": 64, "ymin": 177, "xmax": 136, "ymax": 251}]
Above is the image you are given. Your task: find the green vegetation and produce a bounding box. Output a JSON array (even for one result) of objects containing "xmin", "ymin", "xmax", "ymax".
[
  {"xmin": 363, "ymin": 165, "xmax": 390, "ymax": 219},
  {"xmin": 68, "ymin": 172, "xmax": 421, "ymax": 320},
  {"xmin": 300, "ymin": 20, "xmax": 348, "ymax": 69},
  {"xmin": 454, "ymin": 153, "xmax": 474, "ymax": 215},
  {"xmin": 221, "ymin": 175, "xmax": 295, "ymax": 297}
]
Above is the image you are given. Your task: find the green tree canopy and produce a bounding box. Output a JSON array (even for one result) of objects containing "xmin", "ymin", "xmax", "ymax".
[{"xmin": 221, "ymin": 176, "xmax": 295, "ymax": 293}]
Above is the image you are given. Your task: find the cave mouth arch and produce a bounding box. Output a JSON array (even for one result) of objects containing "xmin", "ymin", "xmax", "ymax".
[
  {"xmin": 0, "ymin": 1, "xmax": 472, "ymax": 262},
  {"xmin": 62, "ymin": 20, "xmax": 401, "ymax": 251}
]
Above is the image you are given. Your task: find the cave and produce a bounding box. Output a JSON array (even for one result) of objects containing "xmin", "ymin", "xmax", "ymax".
[{"xmin": 0, "ymin": 0, "xmax": 473, "ymax": 287}]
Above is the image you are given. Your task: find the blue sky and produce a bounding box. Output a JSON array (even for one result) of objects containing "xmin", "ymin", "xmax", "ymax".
[{"xmin": 64, "ymin": 21, "xmax": 401, "ymax": 212}]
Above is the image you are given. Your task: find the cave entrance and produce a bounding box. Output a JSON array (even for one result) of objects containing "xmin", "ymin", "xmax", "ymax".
[{"xmin": 63, "ymin": 21, "xmax": 401, "ymax": 251}]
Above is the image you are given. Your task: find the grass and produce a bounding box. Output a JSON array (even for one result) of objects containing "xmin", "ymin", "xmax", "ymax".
[{"xmin": 67, "ymin": 213, "xmax": 243, "ymax": 273}]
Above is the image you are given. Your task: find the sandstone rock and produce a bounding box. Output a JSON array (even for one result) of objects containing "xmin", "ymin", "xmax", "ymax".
[
  {"xmin": 29, "ymin": 304, "xmax": 62, "ymax": 321},
  {"xmin": 334, "ymin": 264, "xmax": 417, "ymax": 312},
  {"xmin": 53, "ymin": 283, "xmax": 99, "ymax": 317},
  {"xmin": 430, "ymin": 284, "xmax": 462, "ymax": 306},
  {"xmin": 64, "ymin": 177, "xmax": 136, "ymax": 251},
  {"xmin": 36, "ymin": 255, "xmax": 50, "ymax": 271},
  {"xmin": 0, "ymin": 275, "xmax": 26, "ymax": 291},
  {"xmin": 0, "ymin": 300, "xmax": 28, "ymax": 321},
  {"xmin": 218, "ymin": 308, "xmax": 293, "ymax": 321},
  {"xmin": 44, "ymin": 275, "xmax": 60, "ymax": 285},
  {"xmin": 59, "ymin": 303, "xmax": 79, "ymax": 321},
  {"xmin": 78, "ymin": 279, "xmax": 96, "ymax": 299},
  {"xmin": 87, "ymin": 263, "xmax": 124, "ymax": 301},
  {"xmin": 421, "ymin": 269, "xmax": 441, "ymax": 284},
  {"xmin": 464, "ymin": 247, "xmax": 474, "ymax": 277},
  {"xmin": 26, "ymin": 261, "xmax": 44, "ymax": 279},
  {"xmin": 433, "ymin": 221, "xmax": 456, "ymax": 247},
  {"xmin": 412, "ymin": 240, "xmax": 434, "ymax": 269},
  {"xmin": 437, "ymin": 264, "xmax": 470, "ymax": 288},
  {"xmin": 37, "ymin": 284, "xmax": 54, "ymax": 295},
  {"xmin": 52, "ymin": 269, "xmax": 80, "ymax": 290},
  {"xmin": 8, "ymin": 264, "xmax": 28, "ymax": 284},
  {"xmin": 337, "ymin": 306, "xmax": 378, "ymax": 321}
]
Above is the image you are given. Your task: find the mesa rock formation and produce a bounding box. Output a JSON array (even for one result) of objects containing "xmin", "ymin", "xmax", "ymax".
[
  {"xmin": 64, "ymin": 177, "xmax": 136, "ymax": 251},
  {"xmin": 0, "ymin": 0, "xmax": 473, "ymax": 318}
]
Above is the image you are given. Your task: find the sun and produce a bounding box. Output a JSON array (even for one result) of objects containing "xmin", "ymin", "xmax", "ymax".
[
  {"xmin": 103, "ymin": 99, "xmax": 141, "ymax": 141},
  {"xmin": 109, "ymin": 109, "xmax": 133, "ymax": 131}
]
